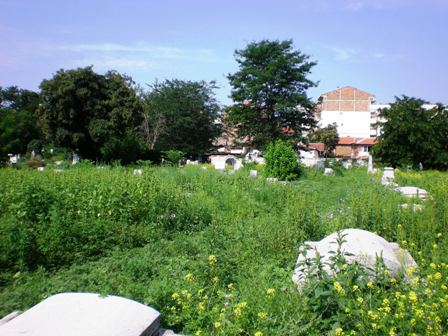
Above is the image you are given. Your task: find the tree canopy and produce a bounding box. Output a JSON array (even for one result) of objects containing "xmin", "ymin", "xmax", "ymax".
[
  {"xmin": 226, "ymin": 39, "xmax": 317, "ymax": 148},
  {"xmin": 372, "ymin": 96, "xmax": 448, "ymax": 169},
  {"xmin": 36, "ymin": 67, "xmax": 144, "ymax": 162},
  {"xmin": 142, "ymin": 79, "xmax": 220, "ymax": 156},
  {"xmin": 309, "ymin": 123, "xmax": 339, "ymax": 156},
  {"xmin": 0, "ymin": 86, "xmax": 40, "ymax": 161}
]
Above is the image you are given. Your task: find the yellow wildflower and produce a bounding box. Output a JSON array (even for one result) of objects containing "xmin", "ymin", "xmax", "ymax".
[
  {"xmin": 266, "ymin": 288, "xmax": 276, "ymax": 297},
  {"xmin": 171, "ymin": 292, "xmax": 179, "ymax": 300},
  {"xmin": 184, "ymin": 273, "xmax": 194, "ymax": 281},
  {"xmin": 195, "ymin": 330, "xmax": 202, "ymax": 336},
  {"xmin": 254, "ymin": 332, "xmax": 263, "ymax": 336},
  {"xmin": 335, "ymin": 327, "xmax": 344, "ymax": 336},
  {"xmin": 367, "ymin": 281, "xmax": 373, "ymax": 289},
  {"xmin": 352, "ymin": 285, "xmax": 359, "ymax": 292},
  {"xmin": 357, "ymin": 297, "xmax": 363, "ymax": 304},
  {"xmin": 208, "ymin": 255, "xmax": 217, "ymax": 265},
  {"xmin": 257, "ymin": 311, "xmax": 267, "ymax": 320},
  {"xmin": 409, "ymin": 291, "xmax": 418, "ymax": 303},
  {"xmin": 333, "ymin": 281, "xmax": 345, "ymax": 295},
  {"xmin": 434, "ymin": 272, "xmax": 442, "ymax": 280},
  {"xmin": 234, "ymin": 307, "xmax": 242, "ymax": 317},
  {"xmin": 214, "ymin": 321, "xmax": 221, "ymax": 329},
  {"xmin": 212, "ymin": 276, "xmax": 219, "ymax": 283},
  {"xmin": 237, "ymin": 302, "xmax": 248, "ymax": 308}
]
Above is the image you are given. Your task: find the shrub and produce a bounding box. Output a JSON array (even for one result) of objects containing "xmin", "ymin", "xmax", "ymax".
[
  {"xmin": 264, "ymin": 140, "xmax": 302, "ymax": 180},
  {"xmin": 164, "ymin": 150, "xmax": 185, "ymax": 166}
]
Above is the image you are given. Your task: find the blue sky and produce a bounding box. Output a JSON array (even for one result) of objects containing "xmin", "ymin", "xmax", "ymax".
[{"xmin": 1, "ymin": 0, "xmax": 447, "ymax": 106}]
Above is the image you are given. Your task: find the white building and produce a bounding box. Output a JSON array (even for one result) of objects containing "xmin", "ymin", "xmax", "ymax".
[{"xmin": 316, "ymin": 86, "xmax": 376, "ymax": 138}]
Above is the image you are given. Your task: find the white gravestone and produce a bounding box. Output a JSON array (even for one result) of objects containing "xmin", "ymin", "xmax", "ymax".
[
  {"xmin": 133, "ymin": 169, "xmax": 143, "ymax": 175},
  {"xmin": 396, "ymin": 186, "xmax": 429, "ymax": 200},
  {"xmin": 249, "ymin": 169, "xmax": 258, "ymax": 177},
  {"xmin": 323, "ymin": 168, "xmax": 334, "ymax": 176},
  {"xmin": 292, "ymin": 229, "xmax": 417, "ymax": 286},
  {"xmin": 0, "ymin": 292, "xmax": 160, "ymax": 336}
]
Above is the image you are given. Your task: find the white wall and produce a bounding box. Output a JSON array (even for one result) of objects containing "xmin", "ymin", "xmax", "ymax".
[
  {"xmin": 319, "ymin": 111, "xmax": 371, "ymax": 138},
  {"xmin": 209, "ymin": 155, "xmax": 243, "ymax": 170}
]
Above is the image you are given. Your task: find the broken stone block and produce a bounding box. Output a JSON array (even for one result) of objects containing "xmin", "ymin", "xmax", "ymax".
[
  {"xmin": 323, "ymin": 168, "xmax": 334, "ymax": 176},
  {"xmin": 0, "ymin": 292, "xmax": 160, "ymax": 336},
  {"xmin": 292, "ymin": 229, "xmax": 417, "ymax": 286},
  {"xmin": 395, "ymin": 186, "xmax": 429, "ymax": 200}
]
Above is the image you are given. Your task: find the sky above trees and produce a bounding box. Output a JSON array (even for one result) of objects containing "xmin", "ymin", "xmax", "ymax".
[{"xmin": 1, "ymin": 0, "xmax": 447, "ymax": 105}]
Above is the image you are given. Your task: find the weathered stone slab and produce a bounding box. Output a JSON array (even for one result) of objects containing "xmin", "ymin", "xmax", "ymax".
[
  {"xmin": 0, "ymin": 312, "xmax": 20, "ymax": 327},
  {"xmin": 0, "ymin": 293, "xmax": 160, "ymax": 336},
  {"xmin": 396, "ymin": 186, "xmax": 429, "ymax": 199},
  {"xmin": 292, "ymin": 229, "xmax": 417, "ymax": 286},
  {"xmin": 249, "ymin": 169, "xmax": 258, "ymax": 177},
  {"xmin": 133, "ymin": 169, "xmax": 143, "ymax": 175},
  {"xmin": 323, "ymin": 168, "xmax": 334, "ymax": 176}
]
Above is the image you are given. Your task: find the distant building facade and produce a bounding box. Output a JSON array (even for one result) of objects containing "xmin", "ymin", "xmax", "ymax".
[{"xmin": 316, "ymin": 86, "xmax": 377, "ymax": 138}]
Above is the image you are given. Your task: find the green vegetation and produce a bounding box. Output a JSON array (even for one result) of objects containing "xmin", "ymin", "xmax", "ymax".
[
  {"xmin": 1, "ymin": 166, "xmax": 447, "ymax": 335},
  {"xmin": 309, "ymin": 123, "xmax": 339, "ymax": 156},
  {"xmin": 372, "ymin": 96, "xmax": 448, "ymax": 170},
  {"xmin": 226, "ymin": 39, "xmax": 317, "ymax": 148},
  {"xmin": 264, "ymin": 139, "xmax": 303, "ymax": 180}
]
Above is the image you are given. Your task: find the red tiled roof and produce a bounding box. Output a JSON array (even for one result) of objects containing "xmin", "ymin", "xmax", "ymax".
[
  {"xmin": 338, "ymin": 137, "xmax": 377, "ymax": 145},
  {"xmin": 308, "ymin": 142, "xmax": 325, "ymax": 152}
]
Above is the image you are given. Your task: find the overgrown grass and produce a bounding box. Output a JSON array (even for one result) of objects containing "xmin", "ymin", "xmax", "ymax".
[{"xmin": 0, "ymin": 166, "xmax": 447, "ymax": 334}]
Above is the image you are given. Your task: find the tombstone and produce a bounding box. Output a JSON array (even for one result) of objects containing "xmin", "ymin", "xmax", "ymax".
[
  {"xmin": 133, "ymin": 169, "xmax": 143, "ymax": 176},
  {"xmin": 395, "ymin": 186, "xmax": 429, "ymax": 200},
  {"xmin": 31, "ymin": 150, "xmax": 36, "ymax": 159},
  {"xmin": 37, "ymin": 167, "xmax": 45, "ymax": 172},
  {"xmin": 200, "ymin": 166, "xmax": 208, "ymax": 170},
  {"xmin": 266, "ymin": 177, "xmax": 278, "ymax": 182},
  {"xmin": 249, "ymin": 169, "xmax": 258, "ymax": 177},
  {"xmin": 292, "ymin": 229, "xmax": 417, "ymax": 287},
  {"xmin": 400, "ymin": 203, "xmax": 424, "ymax": 211},
  {"xmin": 0, "ymin": 312, "xmax": 20, "ymax": 327},
  {"xmin": 382, "ymin": 167, "xmax": 395, "ymax": 180},
  {"xmin": 323, "ymin": 168, "xmax": 334, "ymax": 176},
  {"xmin": 367, "ymin": 155, "xmax": 373, "ymax": 173},
  {"xmin": 72, "ymin": 153, "xmax": 80, "ymax": 165},
  {"xmin": 54, "ymin": 169, "xmax": 63, "ymax": 174},
  {"xmin": 55, "ymin": 161, "xmax": 62, "ymax": 166},
  {"xmin": 418, "ymin": 162, "xmax": 423, "ymax": 171},
  {"xmin": 0, "ymin": 293, "xmax": 160, "ymax": 336},
  {"xmin": 9, "ymin": 155, "xmax": 17, "ymax": 165}
]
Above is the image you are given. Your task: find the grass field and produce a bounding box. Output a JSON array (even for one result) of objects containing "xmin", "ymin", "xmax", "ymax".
[{"xmin": 0, "ymin": 165, "xmax": 447, "ymax": 335}]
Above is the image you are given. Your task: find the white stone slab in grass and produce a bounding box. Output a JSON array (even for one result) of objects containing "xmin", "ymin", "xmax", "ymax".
[
  {"xmin": 396, "ymin": 186, "xmax": 429, "ymax": 199},
  {"xmin": 292, "ymin": 229, "xmax": 417, "ymax": 286},
  {"xmin": 0, "ymin": 292, "xmax": 160, "ymax": 336},
  {"xmin": 249, "ymin": 169, "xmax": 258, "ymax": 177},
  {"xmin": 133, "ymin": 169, "xmax": 143, "ymax": 175},
  {"xmin": 323, "ymin": 168, "xmax": 334, "ymax": 176}
]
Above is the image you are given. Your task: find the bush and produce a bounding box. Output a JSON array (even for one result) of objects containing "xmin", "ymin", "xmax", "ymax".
[{"xmin": 264, "ymin": 140, "xmax": 302, "ymax": 180}]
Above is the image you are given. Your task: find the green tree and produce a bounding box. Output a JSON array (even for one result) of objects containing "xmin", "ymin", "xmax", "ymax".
[
  {"xmin": 309, "ymin": 123, "xmax": 339, "ymax": 157},
  {"xmin": 36, "ymin": 67, "xmax": 144, "ymax": 162},
  {"xmin": 372, "ymin": 96, "xmax": 448, "ymax": 169},
  {"xmin": 226, "ymin": 39, "xmax": 317, "ymax": 148},
  {"xmin": 0, "ymin": 86, "xmax": 40, "ymax": 161},
  {"xmin": 142, "ymin": 79, "xmax": 220, "ymax": 156},
  {"xmin": 264, "ymin": 139, "xmax": 303, "ymax": 180}
]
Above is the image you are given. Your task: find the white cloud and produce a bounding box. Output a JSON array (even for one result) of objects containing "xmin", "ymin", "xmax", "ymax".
[{"xmin": 327, "ymin": 46, "xmax": 358, "ymax": 61}]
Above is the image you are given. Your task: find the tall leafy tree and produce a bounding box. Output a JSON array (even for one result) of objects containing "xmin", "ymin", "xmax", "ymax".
[
  {"xmin": 309, "ymin": 123, "xmax": 339, "ymax": 156},
  {"xmin": 372, "ymin": 96, "xmax": 448, "ymax": 169},
  {"xmin": 227, "ymin": 39, "xmax": 317, "ymax": 148},
  {"xmin": 0, "ymin": 86, "xmax": 40, "ymax": 161},
  {"xmin": 142, "ymin": 79, "xmax": 220, "ymax": 156},
  {"xmin": 37, "ymin": 67, "xmax": 144, "ymax": 161}
]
